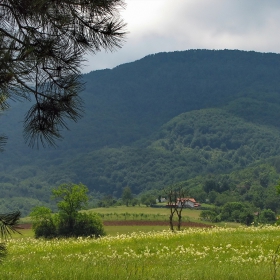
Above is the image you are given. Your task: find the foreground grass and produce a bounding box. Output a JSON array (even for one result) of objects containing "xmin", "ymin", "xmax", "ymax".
[{"xmin": 3, "ymin": 225, "xmax": 280, "ymax": 279}]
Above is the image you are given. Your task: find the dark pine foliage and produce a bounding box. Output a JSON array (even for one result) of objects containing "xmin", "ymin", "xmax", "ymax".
[{"xmin": 0, "ymin": 0, "xmax": 126, "ymax": 147}]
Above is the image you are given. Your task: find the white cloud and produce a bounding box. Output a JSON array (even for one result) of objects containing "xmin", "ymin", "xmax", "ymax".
[{"xmin": 83, "ymin": 0, "xmax": 280, "ymax": 73}]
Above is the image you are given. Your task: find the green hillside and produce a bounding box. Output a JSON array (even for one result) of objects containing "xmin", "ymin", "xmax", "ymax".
[
  {"xmin": 41, "ymin": 107, "xmax": 280, "ymax": 194},
  {"xmin": 1, "ymin": 49, "xmax": 280, "ymax": 214}
]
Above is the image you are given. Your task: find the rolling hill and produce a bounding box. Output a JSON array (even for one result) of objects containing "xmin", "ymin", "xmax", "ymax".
[{"xmin": 1, "ymin": 49, "xmax": 280, "ymax": 214}]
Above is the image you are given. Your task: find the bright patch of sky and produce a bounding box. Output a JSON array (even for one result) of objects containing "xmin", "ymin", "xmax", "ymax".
[{"xmin": 83, "ymin": 0, "xmax": 280, "ymax": 73}]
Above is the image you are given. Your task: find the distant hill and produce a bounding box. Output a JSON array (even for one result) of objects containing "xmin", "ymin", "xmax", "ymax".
[{"xmin": 1, "ymin": 49, "xmax": 280, "ymax": 214}]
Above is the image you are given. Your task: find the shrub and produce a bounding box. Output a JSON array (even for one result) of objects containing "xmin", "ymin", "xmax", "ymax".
[
  {"xmin": 33, "ymin": 219, "xmax": 57, "ymax": 239},
  {"xmin": 56, "ymin": 212, "xmax": 105, "ymax": 238},
  {"xmin": 30, "ymin": 183, "xmax": 106, "ymax": 238},
  {"xmin": 259, "ymin": 209, "xmax": 276, "ymax": 224},
  {"xmin": 240, "ymin": 211, "xmax": 255, "ymax": 226},
  {"xmin": 72, "ymin": 213, "xmax": 105, "ymax": 237},
  {"xmin": 30, "ymin": 206, "xmax": 57, "ymax": 238},
  {"xmin": 32, "ymin": 212, "xmax": 105, "ymax": 238}
]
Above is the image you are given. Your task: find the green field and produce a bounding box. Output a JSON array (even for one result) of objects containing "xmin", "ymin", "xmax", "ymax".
[
  {"xmin": 20, "ymin": 205, "xmax": 202, "ymax": 223},
  {"xmin": 18, "ymin": 205, "xmax": 231, "ymax": 237},
  {"xmin": 18, "ymin": 206, "xmax": 202, "ymax": 237},
  {"xmin": 87, "ymin": 205, "xmax": 202, "ymax": 221},
  {"xmin": 3, "ymin": 225, "xmax": 280, "ymax": 279}
]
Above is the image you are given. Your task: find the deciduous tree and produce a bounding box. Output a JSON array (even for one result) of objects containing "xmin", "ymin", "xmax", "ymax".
[
  {"xmin": 122, "ymin": 186, "xmax": 132, "ymax": 206},
  {"xmin": 30, "ymin": 183, "xmax": 105, "ymax": 238},
  {"xmin": 52, "ymin": 182, "xmax": 88, "ymax": 232},
  {"xmin": 165, "ymin": 185, "xmax": 186, "ymax": 231}
]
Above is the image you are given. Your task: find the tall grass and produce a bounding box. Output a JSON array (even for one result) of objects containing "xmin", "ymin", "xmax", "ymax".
[{"xmin": 2, "ymin": 225, "xmax": 280, "ymax": 279}]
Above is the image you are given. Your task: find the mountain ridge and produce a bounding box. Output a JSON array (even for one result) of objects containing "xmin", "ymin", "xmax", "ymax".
[{"xmin": 1, "ymin": 49, "xmax": 280, "ymax": 214}]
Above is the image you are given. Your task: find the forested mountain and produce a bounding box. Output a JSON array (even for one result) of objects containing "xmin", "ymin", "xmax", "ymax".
[{"xmin": 1, "ymin": 49, "xmax": 280, "ymax": 214}]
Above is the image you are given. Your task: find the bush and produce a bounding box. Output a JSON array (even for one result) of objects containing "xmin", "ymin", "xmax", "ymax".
[
  {"xmin": 73, "ymin": 213, "xmax": 105, "ymax": 237},
  {"xmin": 240, "ymin": 211, "xmax": 255, "ymax": 226},
  {"xmin": 200, "ymin": 209, "xmax": 221, "ymax": 222},
  {"xmin": 34, "ymin": 219, "xmax": 57, "ymax": 239},
  {"xmin": 259, "ymin": 209, "xmax": 276, "ymax": 224},
  {"xmin": 30, "ymin": 183, "xmax": 106, "ymax": 238},
  {"xmin": 56, "ymin": 212, "xmax": 105, "ymax": 237},
  {"xmin": 33, "ymin": 212, "xmax": 105, "ymax": 238},
  {"xmin": 30, "ymin": 206, "xmax": 57, "ymax": 238}
]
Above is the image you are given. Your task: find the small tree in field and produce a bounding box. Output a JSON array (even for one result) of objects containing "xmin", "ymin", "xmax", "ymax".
[
  {"xmin": 30, "ymin": 183, "xmax": 105, "ymax": 238},
  {"xmin": 52, "ymin": 183, "xmax": 88, "ymax": 233},
  {"xmin": 122, "ymin": 186, "xmax": 133, "ymax": 207},
  {"xmin": 165, "ymin": 186, "xmax": 186, "ymax": 231},
  {"xmin": 141, "ymin": 194, "xmax": 156, "ymax": 207}
]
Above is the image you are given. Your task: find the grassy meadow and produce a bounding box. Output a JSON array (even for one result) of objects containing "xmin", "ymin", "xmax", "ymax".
[
  {"xmin": 2, "ymin": 225, "xmax": 280, "ymax": 279},
  {"xmin": 18, "ymin": 205, "xmax": 204, "ymax": 236},
  {"xmin": 20, "ymin": 206, "xmax": 205, "ymax": 235},
  {"xmin": 7, "ymin": 206, "xmax": 280, "ymax": 279}
]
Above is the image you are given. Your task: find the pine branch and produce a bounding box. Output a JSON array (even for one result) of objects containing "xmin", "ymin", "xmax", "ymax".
[
  {"xmin": 0, "ymin": 211, "xmax": 21, "ymax": 239},
  {"xmin": 0, "ymin": 0, "xmax": 127, "ymax": 147}
]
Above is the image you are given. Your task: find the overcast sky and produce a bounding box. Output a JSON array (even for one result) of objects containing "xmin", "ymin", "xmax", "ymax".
[{"xmin": 83, "ymin": 0, "xmax": 280, "ymax": 73}]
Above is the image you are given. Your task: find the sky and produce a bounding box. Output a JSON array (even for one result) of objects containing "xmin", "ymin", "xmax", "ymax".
[{"xmin": 83, "ymin": 0, "xmax": 280, "ymax": 73}]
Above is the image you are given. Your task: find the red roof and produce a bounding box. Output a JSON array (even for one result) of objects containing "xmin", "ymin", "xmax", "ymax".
[{"xmin": 177, "ymin": 198, "xmax": 197, "ymax": 203}]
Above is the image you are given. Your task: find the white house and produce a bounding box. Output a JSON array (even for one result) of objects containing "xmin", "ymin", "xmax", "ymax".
[{"xmin": 176, "ymin": 198, "xmax": 200, "ymax": 208}]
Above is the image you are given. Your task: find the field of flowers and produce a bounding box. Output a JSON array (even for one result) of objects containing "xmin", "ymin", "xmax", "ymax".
[{"xmin": 2, "ymin": 225, "xmax": 280, "ymax": 279}]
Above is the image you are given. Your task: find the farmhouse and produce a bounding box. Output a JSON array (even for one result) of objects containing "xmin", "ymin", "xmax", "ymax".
[{"xmin": 176, "ymin": 198, "xmax": 201, "ymax": 208}]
